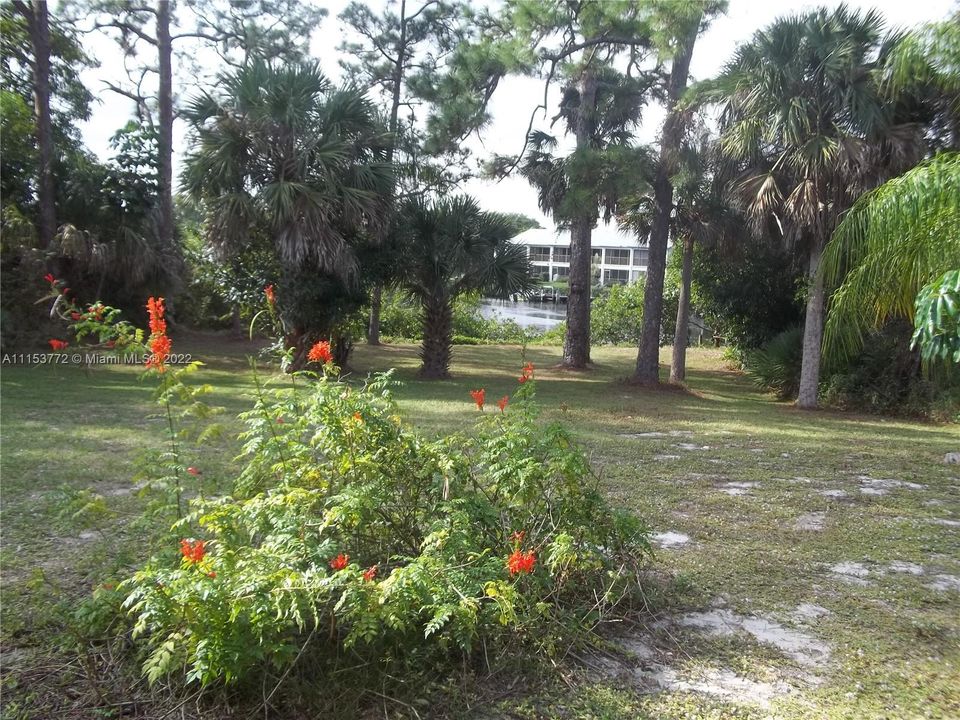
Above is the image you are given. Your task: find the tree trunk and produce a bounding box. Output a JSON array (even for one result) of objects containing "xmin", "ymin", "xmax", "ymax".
[
  {"xmin": 24, "ymin": 0, "xmax": 55, "ymax": 248},
  {"xmin": 419, "ymin": 297, "xmax": 453, "ymax": 379},
  {"xmin": 231, "ymin": 303, "xmax": 243, "ymax": 337},
  {"xmin": 156, "ymin": 1, "xmax": 174, "ymax": 260},
  {"xmin": 367, "ymin": 284, "xmax": 382, "ymax": 345},
  {"xmin": 633, "ymin": 15, "xmax": 701, "ymax": 385},
  {"xmin": 796, "ymin": 242, "xmax": 825, "ymax": 409},
  {"xmin": 367, "ymin": 0, "xmax": 406, "ymax": 345},
  {"xmin": 670, "ymin": 235, "xmax": 694, "ymax": 384},
  {"xmin": 561, "ymin": 68, "xmax": 598, "ymax": 369}
]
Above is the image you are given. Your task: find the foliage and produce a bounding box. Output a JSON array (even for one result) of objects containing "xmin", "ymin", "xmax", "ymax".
[
  {"xmin": 822, "ymin": 322, "xmax": 959, "ymax": 418},
  {"xmin": 912, "ymin": 269, "xmax": 960, "ymax": 365},
  {"xmin": 590, "ymin": 281, "xmax": 646, "ymax": 346},
  {"xmin": 0, "ymin": 2, "xmax": 95, "ymax": 143},
  {"xmin": 339, "ymin": 0, "xmax": 469, "ymax": 194},
  {"xmin": 119, "ymin": 367, "xmax": 651, "ymax": 687},
  {"xmin": 881, "ymin": 14, "xmax": 960, "ymax": 151},
  {"xmin": 183, "ymin": 60, "xmax": 392, "ymax": 271},
  {"xmin": 743, "ymin": 326, "xmax": 804, "ymax": 400},
  {"xmin": 690, "ymin": 240, "xmax": 804, "ymax": 351},
  {"xmin": 822, "ymin": 153, "xmax": 960, "ymax": 363}
]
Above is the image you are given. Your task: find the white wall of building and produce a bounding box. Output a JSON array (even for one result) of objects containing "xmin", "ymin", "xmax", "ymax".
[{"xmin": 512, "ymin": 226, "xmax": 661, "ymax": 286}]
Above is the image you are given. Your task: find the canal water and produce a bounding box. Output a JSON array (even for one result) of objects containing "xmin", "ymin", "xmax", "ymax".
[{"xmin": 478, "ymin": 299, "xmax": 567, "ymax": 331}]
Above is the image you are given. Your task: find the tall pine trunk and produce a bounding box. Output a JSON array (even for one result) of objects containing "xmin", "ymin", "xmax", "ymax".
[
  {"xmin": 796, "ymin": 241, "xmax": 825, "ymax": 409},
  {"xmin": 419, "ymin": 297, "xmax": 453, "ymax": 379},
  {"xmin": 561, "ymin": 68, "xmax": 598, "ymax": 369},
  {"xmin": 156, "ymin": 2, "xmax": 174, "ymax": 273},
  {"xmin": 670, "ymin": 235, "xmax": 694, "ymax": 384},
  {"xmin": 368, "ymin": 0, "xmax": 408, "ymax": 346},
  {"xmin": 24, "ymin": 0, "xmax": 55, "ymax": 248},
  {"xmin": 633, "ymin": 15, "xmax": 701, "ymax": 385}
]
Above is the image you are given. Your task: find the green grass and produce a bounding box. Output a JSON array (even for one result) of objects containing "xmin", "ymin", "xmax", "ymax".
[{"xmin": 2, "ymin": 338, "xmax": 958, "ymax": 719}]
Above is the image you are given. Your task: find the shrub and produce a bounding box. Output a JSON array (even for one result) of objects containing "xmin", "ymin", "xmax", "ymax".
[
  {"xmin": 743, "ymin": 326, "xmax": 804, "ymax": 399},
  {"xmin": 590, "ymin": 281, "xmax": 645, "ymax": 346},
  {"xmin": 822, "ymin": 321, "xmax": 960, "ymax": 418},
  {"xmin": 120, "ymin": 367, "xmax": 651, "ymax": 687}
]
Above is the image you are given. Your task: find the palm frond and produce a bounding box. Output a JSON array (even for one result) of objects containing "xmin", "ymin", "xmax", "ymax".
[{"xmin": 822, "ymin": 152, "xmax": 960, "ymax": 362}]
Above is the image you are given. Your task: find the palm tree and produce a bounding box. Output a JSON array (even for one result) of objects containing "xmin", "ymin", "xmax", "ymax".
[
  {"xmin": 181, "ymin": 60, "xmax": 394, "ymax": 363},
  {"xmin": 183, "ymin": 60, "xmax": 393, "ymax": 271},
  {"xmin": 821, "ymin": 152, "xmax": 960, "ymax": 363},
  {"xmin": 708, "ymin": 6, "xmax": 922, "ymax": 408},
  {"xmin": 394, "ymin": 195, "xmax": 538, "ymax": 379}
]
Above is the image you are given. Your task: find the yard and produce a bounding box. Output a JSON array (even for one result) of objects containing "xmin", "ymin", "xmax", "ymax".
[{"xmin": 1, "ymin": 339, "xmax": 958, "ymax": 718}]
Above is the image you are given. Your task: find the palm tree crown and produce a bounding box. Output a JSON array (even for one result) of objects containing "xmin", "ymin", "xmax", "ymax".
[
  {"xmin": 394, "ymin": 195, "xmax": 538, "ymax": 378},
  {"xmin": 181, "ymin": 60, "xmax": 394, "ymax": 276}
]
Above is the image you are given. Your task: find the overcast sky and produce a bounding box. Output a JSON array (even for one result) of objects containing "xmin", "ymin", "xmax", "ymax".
[{"xmin": 73, "ymin": 0, "xmax": 956, "ymax": 244}]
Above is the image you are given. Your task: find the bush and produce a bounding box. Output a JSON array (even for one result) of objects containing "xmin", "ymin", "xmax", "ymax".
[
  {"xmin": 120, "ymin": 368, "xmax": 651, "ymax": 688},
  {"xmin": 743, "ymin": 326, "xmax": 804, "ymax": 399},
  {"xmin": 822, "ymin": 321, "xmax": 960, "ymax": 418},
  {"xmin": 590, "ymin": 281, "xmax": 645, "ymax": 346}
]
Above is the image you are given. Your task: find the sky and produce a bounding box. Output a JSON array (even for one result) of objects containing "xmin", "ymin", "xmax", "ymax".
[{"xmin": 72, "ymin": 0, "xmax": 956, "ymax": 245}]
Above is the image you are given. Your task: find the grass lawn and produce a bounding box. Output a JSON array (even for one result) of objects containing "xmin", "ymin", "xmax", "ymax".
[{"xmin": 1, "ymin": 337, "xmax": 958, "ymax": 718}]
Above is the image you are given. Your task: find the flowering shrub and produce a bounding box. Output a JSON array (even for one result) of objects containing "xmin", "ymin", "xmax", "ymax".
[
  {"xmin": 119, "ymin": 366, "xmax": 651, "ymax": 687},
  {"xmin": 42, "ymin": 275, "xmax": 223, "ymax": 522}
]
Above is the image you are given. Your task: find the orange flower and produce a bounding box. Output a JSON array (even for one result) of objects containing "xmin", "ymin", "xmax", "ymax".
[
  {"xmin": 145, "ymin": 296, "xmax": 171, "ymax": 372},
  {"xmin": 353, "ymin": 411, "xmax": 363, "ymax": 423},
  {"xmin": 179, "ymin": 539, "xmax": 207, "ymax": 564},
  {"xmin": 264, "ymin": 284, "xmax": 276, "ymax": 305},
  {"xmin": 207, "ymin": 571, "xmax": 217, "ymax": 579},
  {"xmin": 48, "ymin": 339, "xmax": 68, "ymax": 351},
  {"xmin": 509, "ymin": 530, "xmax": 526, "ymax": 545},
  {"xmin": 308, "ymin": 339, "xmax": 333, "ymax": 364},
  {"xmin": 146, "ymin": 297, "xmax": 167, "ymax": 336},
  {"xmin": 519, "ymin": 362, "xmax": 535, "ymax": 383},
  {"xmin": 70, "ymin": 311, "xmax": 82, "ymax": 321},
  {"xmin": 329, "ymin": 553, "xmax": 349, "ymax": 571},
  {"xmin": 362, "ymin": 565, "xmax": 378, "ymax": 582},
  {"xmin": 145, "ymin": 333, "xmax": 172, "ymax": 372},
  {"xmin": 469, "ymin": 388, "xmax": 485, "ymax": 410},
  {"xmin": 43, "ymin": 273, "xmax": 56, "ymax": 284},
  {"xmin": 497, "ymin": 395, "xmax": 509, "ymax": 412},
  {"xmin": 187, "ymin": 467, "xmax": 201, "ymax": 476},
  {"xmin": 507, "ymin": 549, "xmax": 536, "ymax": 576}
]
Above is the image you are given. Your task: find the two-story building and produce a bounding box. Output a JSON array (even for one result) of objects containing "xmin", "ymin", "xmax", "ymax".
[{"xmin": 511, "ymin": 226, "xmax": 651, "ymax": 286}]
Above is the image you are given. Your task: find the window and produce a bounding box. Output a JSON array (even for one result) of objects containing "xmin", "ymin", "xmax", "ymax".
[
  {"xmin": 605, "ymin": 248, "xmax": 630, "ymax": 265},
  {"xmin": 529, "ymin": 246, "xmax": 551, "ymax": 262},
  {"xmin": 603, "ymin": 269, "xmax": 629, "ymax": 285},
  {"xmin": 553, "ymin": 246, "xmax": 570, "ymax": 263},
  {"xmin": 591, "ymin": 248, "xmax": 603, "ymax": 262},
  {"xmin": 633, "ymin": 247, "xmax": 649, "ymax": 266},
  {"xmin": 535, "ymin": 266, "xmax": 551, "ymax": 280},
  {"xmin": 552, "ymin": 266, "xmax": 569, "ymax": 279}
]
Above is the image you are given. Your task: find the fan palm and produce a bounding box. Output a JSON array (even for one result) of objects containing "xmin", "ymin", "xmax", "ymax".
[
  {"xmin": 394, "ymin": 195, "xmax": 538, "ymax": 379},
  {"xmin": 181, "ymin": 60, "xmax": 393, "ymax": 277},
  {"xmin": 708, "ymin": 6, "xmax": 922, "ymax": 408}
]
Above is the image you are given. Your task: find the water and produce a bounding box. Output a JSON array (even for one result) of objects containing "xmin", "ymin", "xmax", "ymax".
[{"xmin": 478, "ymin": 298, "xmax": 567, "ymax": 331}]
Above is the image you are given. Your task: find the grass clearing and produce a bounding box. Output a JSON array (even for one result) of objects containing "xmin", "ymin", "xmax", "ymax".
[{"xmin": 1, "ymin": 338, "xmax": 958, "ymax": 718}]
